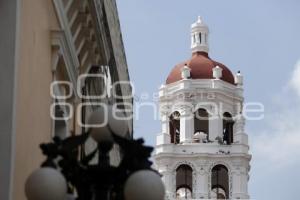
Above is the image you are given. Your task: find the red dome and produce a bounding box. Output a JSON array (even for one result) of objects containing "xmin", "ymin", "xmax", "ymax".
[{"xmin": 166, "ymin": 52, "xmax": 235, "ymax": 85}]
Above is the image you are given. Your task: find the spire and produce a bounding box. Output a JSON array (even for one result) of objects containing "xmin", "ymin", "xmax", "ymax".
[{"xmin": 191, "ymin": 16, "xmax": 209, "ymax": 53}]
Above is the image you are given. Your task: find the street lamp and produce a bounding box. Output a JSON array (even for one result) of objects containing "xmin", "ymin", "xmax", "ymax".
[{"xmin": 25, "ymin": 107, "xmax": 165, "ymax": 200}]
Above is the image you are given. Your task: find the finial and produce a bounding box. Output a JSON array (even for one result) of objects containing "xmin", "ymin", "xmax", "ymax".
[
  {"xmin": 213, "ymin": 65, "xmax": 223, "ymax": 79},
  {"xmin": 191, "ymin": 15, "xmax": 209, "ymax": 53},
  {"xmin": 181, "ymin": 64, "xmax": 191, "ymax": 79},
  {"xmin": 197, "ymin": 16, "xmax": 202, "ymax": 23},
  {"xmin": 235, "ymin": 71, "xmax": 243, "ymax": 85}
]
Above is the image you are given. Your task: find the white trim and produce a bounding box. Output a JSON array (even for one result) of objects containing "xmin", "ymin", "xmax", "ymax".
[
  {"xmin": 51, "ymin": 30, "xmax": 78, "ymax": 97},
  {"xmin": 69, "ymin": 10, "xmax": 79, "ymax": 29},
  {"xmin": 81, "ymin": 50, "xmax": 89, "ymax": 65},
  {"xmin": 53, "ymin": 0, "xmax": 80, "ymax": 70},
  {"xmin": 51, "ymin": 46, "xmax": 60, "ymax": 72},
  {"xmin": 76, "ymin": 38, "xmax": 85, "ymax": 55},
  {"xmin": 73, "ymin": 23, "xmax": 82, "ymax": 43},
  {"xmin": 65, "ymin": 0, "xmax": 74, "ymax": 12}
]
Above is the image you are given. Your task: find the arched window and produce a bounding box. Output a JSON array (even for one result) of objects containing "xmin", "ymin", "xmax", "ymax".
[
  {"xmin": 170, "ymin": 111, "xmax": 180, "ymax": 144},
  {"xmin": 211, "ymin": 165, "xmax": 229, "ymax": 199},
  {"xmin": 223, "ymin": 112, "xmax": 234, "ymax": 145},
  {"xmin": 54, "ymin": 100, "xmax": 68, "ymax": 139},
  {"xmin": 199, "ymin": 33, "xmax": 202, "ymax": 44},
  {"xmin": 194, "ymin": 108, "xmax": 209, "ymax": 141},
  {"xmin": 176, "ymin": 165, "xmax": 193, "ymax": 199}
]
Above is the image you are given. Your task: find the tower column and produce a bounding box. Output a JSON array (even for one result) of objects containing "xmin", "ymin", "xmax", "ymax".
[
  {"xmin": 231, "ymin": 168, "xmax": 250, "ymax": 199},
  {"xmin": 161, "ymin": 114, "xmax": 169, "ymax": 134},
  {"xmin": 180, "ymin": 109, "xmax": 194, "ymax": 143},
  {"xmin": 234, "ymin": 114, "xmax": 248, "ymax": 145},
  {"xmin": 161, "ymin": 170, "xmax": 174, "ymax": 199},
  {"xmin": 157, "ymin": 114, "xmax": 171, "ymax": 145},
  {"xmin": 194, "ymin": 168, "xmax": 209, "ymax": 199},
  {"xmin": 209, "ymin": 113, "xmax": 222, "ymax": 142}
]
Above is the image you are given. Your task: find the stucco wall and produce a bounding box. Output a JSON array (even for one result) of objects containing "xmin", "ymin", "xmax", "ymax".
[{"xmin": 12, "ymin": 0, "xmax": 60, "ymax": 199}]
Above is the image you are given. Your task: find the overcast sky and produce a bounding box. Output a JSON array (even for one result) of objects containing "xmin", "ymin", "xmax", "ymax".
[{"xmin": 116, "ymin": 0, "xmax": 300, "ymax": 199}]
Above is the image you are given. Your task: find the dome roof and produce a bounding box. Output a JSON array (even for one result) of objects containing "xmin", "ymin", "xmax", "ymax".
[{"xmin": 166, "ymin": 52, "xmax": 235, "ymax": 85}]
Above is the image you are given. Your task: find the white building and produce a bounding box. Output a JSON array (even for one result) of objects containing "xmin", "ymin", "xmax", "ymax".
[{"xmin": 153, "ymin": 17, "xmax": 251, "ymax": 200}]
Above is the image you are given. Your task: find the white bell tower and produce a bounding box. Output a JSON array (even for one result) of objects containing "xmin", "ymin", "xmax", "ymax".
[{"xmin": 154, "ymin": 17, "xmax": 251, "ymax": 200}]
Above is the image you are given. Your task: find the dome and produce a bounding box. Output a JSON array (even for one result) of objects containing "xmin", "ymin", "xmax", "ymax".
[{"xmin": 166, "ymin": 52, "xmax": 235, "ymax": 85}]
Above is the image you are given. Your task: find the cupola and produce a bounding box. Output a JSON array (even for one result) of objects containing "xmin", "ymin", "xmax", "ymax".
[
  {"xmin": 191, "ymin": 16, "xmax": 209, "ymax": 53},
  {"xmin": 166, "ymin": 17, "xmax": 235, "ymax": 85}
]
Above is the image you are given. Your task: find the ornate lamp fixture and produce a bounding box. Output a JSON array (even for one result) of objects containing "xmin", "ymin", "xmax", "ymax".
[{"xmin": 25, "ymin": 108, "xmax": 165, "ymax": 200}]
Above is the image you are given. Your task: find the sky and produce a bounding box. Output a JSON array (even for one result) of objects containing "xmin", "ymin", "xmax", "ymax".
[{"xmin": 116, "ymin": 0, "xmax": 300, "ymax": 199}]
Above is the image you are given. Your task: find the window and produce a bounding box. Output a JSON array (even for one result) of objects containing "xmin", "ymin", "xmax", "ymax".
[
  {"xmin": 53, "ymin": 99, "xmax": 68, "ymax": 139},
  {"xmin": 223, "ymin": 112, "xmax": 234, "ymax": 145},
  {"xmin": 194, "ymin": 108, "xmax": 209, "ymax": 141},
  {"xmin": 170, "ymin": 111, "xmax": 180, "ymax": 144},
  {"xmin": 211, "ymin": 165, "xmax": 229, "ymax": 199},
  {"xmin": 193, "ymin": 34, "xmax": 196, "ymax": 44},
  {"xmin": 199, "ymin": 33, "xmax": 202, "ymax": 44},
  {"xmin": 176, "ymin": 165, "xmax": 193, "ymax": 199}
]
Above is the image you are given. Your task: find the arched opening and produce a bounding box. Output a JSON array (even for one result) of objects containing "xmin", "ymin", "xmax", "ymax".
[
  {"xmin": 194, "ymin": 108, "xmax": 209, "ymax": 142},
  {"xmin": 199, "ymin": 32, "xmax": 202, "ymax": 44},
  {"xmin": 211, "ymin": 165, "xmax": 229, "ymax": 199},
  {"xmin": 170, "ymin": 111, "xmax": 180, "ymax": 144},
  {"xmin": 193, "ymin": 34, "xmax": 196, "ymax": 44},
  {"xmin": 223, "ymin": 112, "xmax": 234, "ymax": 145},
  {"xmin": 176, "ymin": 165, "xmax": 193, "ymax": 199},
  {"xmin": 54, "ymin": 102, "xmax": 68, "ymax": 139}
]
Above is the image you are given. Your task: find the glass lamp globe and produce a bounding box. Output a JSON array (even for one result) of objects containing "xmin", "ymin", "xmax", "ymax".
[
  {"xmin": 124, "ymin": 170, "xmax": 165, "ymax": 200},
  {"xmin": 88, "ymin": 105, "xmax": 128, "ymax": 143},
  {"xmin": 25, "ymin": 167, "xmax": 67, "ymax": 200}
]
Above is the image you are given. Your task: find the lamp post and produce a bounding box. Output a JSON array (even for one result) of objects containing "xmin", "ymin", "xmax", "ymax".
[{"xmin": 25, "ymin": 108, "xmax": 165, "ymax": 200}]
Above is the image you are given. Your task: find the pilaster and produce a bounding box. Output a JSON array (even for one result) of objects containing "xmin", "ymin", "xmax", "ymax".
[
  {"xmin": 180, "ymin": 109, "xmax": 194, "ymax": 143},
  {"xmin": 234, "ymin": 115, "xmax": 248, "ymax": 145},
  {"xmin": 209, "ymin": 113, "xmax": 222, "ymax": 142},
  {"xmin": 194, "ymin": 166, "xmax": 209, "ymax": 199}
]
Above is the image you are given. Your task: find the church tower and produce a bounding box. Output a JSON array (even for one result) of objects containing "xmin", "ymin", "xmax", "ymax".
[{"xmin": 153, "ymin": 17, "xmax": 251, "ymax": 199}]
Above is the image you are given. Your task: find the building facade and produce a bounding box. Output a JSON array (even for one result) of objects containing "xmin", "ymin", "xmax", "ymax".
[
  {"xmin": 154, "ymin": 17, "xmax": 251, "ymax": 199},
  {"xmin": 0, "ymin": 0, "xmax": 132, "ymax": 199}
]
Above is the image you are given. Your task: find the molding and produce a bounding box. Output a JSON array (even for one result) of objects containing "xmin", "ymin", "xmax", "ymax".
[
  {"xmin": 160, "ymin": 79, "xmax": 243, "ymax": 103},
  {"xmin": 51, "ymin": 30, "xmax": 78, "ymax": 97},
  {"xmin": 208, "ymin": 161, "xmax": 233, "ymax": 199},
  {"xmin": 52, "ymin": 0, "xmax": 80, "ymax": 70}
]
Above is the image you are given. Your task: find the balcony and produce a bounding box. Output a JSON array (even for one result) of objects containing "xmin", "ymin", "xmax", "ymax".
[{"xmin": 155, "ymin": 142, "xmax": 249, "ymax": 157}]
